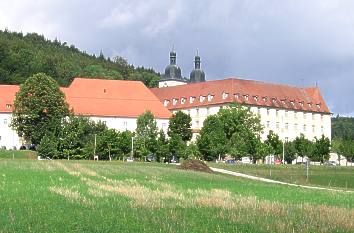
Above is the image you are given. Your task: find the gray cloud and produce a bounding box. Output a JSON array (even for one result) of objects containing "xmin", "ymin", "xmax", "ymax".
[{"xmin": 0, "ymin": 0, "xmax": 353, "ymax": 115}]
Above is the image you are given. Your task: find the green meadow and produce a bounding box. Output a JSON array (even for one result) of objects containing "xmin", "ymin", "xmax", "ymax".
[
  {"xmin": 211, "ymin": 163, "xmax": 354, "ymax": 191},
  {"xmin": 0, "ymin": 159, "xmax": 353, "ymax": 233}
]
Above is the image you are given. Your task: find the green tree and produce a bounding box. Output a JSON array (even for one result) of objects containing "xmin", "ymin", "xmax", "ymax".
[
  {"xmin": 197, "ymin": 115, "xmax": 228, "ymax": 161},
  {"xmin": 167, "ymin": 111, "xmax": 192, "ymax": 142},
  {"xmin": 168, "ymin": 134, "xmax": 187, "ymax": 160},
  {"xmin": 37, "ymin": 133, "xmax": 58, "ymax": 159},
  {"xmin": 254, "ymin": 141, "xmax": 273, "ymax": 163},
  {"xmin": 135, "ymin": 111, "xmax": 158, "ymax": 158},
  {"xmin": 311, "ymin": 135, "xmax": 331, "ymax": 163},
  {"xmin": 185, "ymin": 142, "xmax": 201, "ymax": 159},
  {"xmin": 294, "ymin": 134, "xmax": 313, "ymax": 162},
  {"xmin": 11, "ymin": 73, "xmax": 69, "ymax": 145},
  {"xmin": 156, "ymin": 130, "xmax": 169, "ymax": 162},
  {"xmin": 264, "ymin": 130, "xmax": 282, "ymax": 157},
  {"xmin": 284, "ymin": 141, "xmax": 297, "ymax": 164},
  {"xmin": 96, "ymin": 129, "xmax": 120, "ymax": 160}
]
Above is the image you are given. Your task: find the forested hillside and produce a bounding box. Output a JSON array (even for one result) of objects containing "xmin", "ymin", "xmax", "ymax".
[
  {"xmin": 332, "ymin": 116, "xmax": 354, "ymax": 140},
  {"xmin": 0, "ymin": 29, "xmax": 160, "ymax": 87}
]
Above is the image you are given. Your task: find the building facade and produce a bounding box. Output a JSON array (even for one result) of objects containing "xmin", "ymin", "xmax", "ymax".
[
  {"xmin": 152, "ymin": 79, "xmax": 331, "ymax": 142},
  {"xmin": 0, "ymin": 78, "xmax": 170, "ymax": 149}
]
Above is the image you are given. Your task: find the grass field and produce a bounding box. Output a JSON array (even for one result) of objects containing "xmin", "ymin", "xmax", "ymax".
[
  {"xmin": 210, "ymin": 163, "xmax": 354, "ymax": 191},
  {"xmin": 0, "ymin": 160, "xmax": 353, "ymax": 233},
  {"xmin": 0, "ymin": 149, "xmax": 37, "ymax": 160}
]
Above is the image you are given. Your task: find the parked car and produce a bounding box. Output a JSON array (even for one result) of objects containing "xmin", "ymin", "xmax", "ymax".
[
  {"xmin": 241, "ymin": 157, "xmax": 251, "ymax": 164},
  {"xmin": 225, "ymin": 159, "xmax": 236, "ymax": 164},
  {"xmin": 324, "ymin": 161, "xmax": 337, "ymax": 166}
]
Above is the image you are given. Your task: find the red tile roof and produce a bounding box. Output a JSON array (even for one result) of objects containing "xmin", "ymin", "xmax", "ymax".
[
  {"xmin": 0, "ymin": 78, "xmax": 171, "ymax": 119},
  {"xmin": 151, "ymin": 78, "xmax": 330, "ymax": 113},
  {"xmin": 0, "ymin": 85, "xmax": 19, "ymax": 113}
]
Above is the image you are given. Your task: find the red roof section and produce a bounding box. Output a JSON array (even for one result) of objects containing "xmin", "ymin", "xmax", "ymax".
[
  {"xmin": 0, "ymin": 78, "xmax": 171, "ymax": 119},
  {"xmin": 151, "ymin": 78, "xmax": 330, "ymax": 113},
  {"xmin": 0, "ymin": 85, "xmax": 19, "ymax": 113}
]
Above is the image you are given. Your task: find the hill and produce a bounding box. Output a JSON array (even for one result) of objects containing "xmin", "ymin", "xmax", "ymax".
[
  {"xmin": 332, "ymin": 116, "xmax": 354, "ymax": 140},
  {"xmin": 0, "ymin": 29, "xmax": 160, "ymax": 87}
]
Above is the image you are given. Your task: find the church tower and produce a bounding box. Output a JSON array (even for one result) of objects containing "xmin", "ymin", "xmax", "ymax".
[
  {"xmin": 190, "ymin": 51, "xmax": 206, "ymax": 83},
  {"xmin": 158, "ymin": 50, "xmax": 188, "ymax": 88}
]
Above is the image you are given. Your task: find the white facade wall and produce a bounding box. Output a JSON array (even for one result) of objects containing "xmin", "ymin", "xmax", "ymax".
[
  {"xmin": 85, "ymin": 116, "xmax": 169, "ymax": 134},
  {"xmin": 158, "ymin": 80, "xmax": 187, "ymax": 88},
  {"xmin": 0, "ymin": 113, "xmax": 22, "ymax": 149},
  {"xmin": 0, "ymin": 113, "xmax": 169, "ymax": 150},
  {"xmin": 172, "ymin": 104, "xmax": 331, "ymax": 142}
]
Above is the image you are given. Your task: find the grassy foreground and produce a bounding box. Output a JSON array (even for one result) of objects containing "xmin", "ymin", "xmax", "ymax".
[
  {"xmin": 0, "ymin": 160, "xmax": 353, "ymax": 233},
  {"xmin": 0, "ymin": 149, "xmax": 37, "ymax": 160},
  {"xmin": 210, "ymin": 163, "xmax": 354, "ymax": 190}
]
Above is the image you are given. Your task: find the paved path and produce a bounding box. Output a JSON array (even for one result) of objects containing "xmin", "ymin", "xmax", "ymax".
[{"xmin": 210, "ymin": 167, "xmax": 354, "ymax": 193}]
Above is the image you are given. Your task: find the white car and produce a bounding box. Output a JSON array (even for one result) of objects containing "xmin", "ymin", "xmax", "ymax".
[{"xmin": 241, "ymin": 157, "xmax": 251, "ymax": 164}]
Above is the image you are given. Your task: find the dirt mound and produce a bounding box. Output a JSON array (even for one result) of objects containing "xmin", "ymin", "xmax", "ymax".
[{"xmin": 179, "ymin": 159, "xmax": 213, "ymax": 173}]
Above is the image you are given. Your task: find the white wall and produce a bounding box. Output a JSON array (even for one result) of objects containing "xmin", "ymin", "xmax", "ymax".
[
  {"xmin": 173, "ymin": 104, "xmax": 331, "ymax": 142},
  {"xmin": 89, "ymin": 116, "xmax": 169, "ymax": 133},
  {"xmin": 158, "ymin": 80, "xmax": 187, "ymax": 88},
  {"xmin": 0, "ymin": 113, "xmax": 22, "ymax": 149}
]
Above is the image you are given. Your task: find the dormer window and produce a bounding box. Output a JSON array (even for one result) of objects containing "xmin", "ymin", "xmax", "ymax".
[
  {"xmin": 308, "ymin": 103, "xmax": 312, "ymax": 108},
  {"xmin": 299, "ymin": 101, "xmax": 304, "ymax": 107},
  {"xmin": 244, "ymin": 94, "xmax": 249, "ymax": 101},
  {"xmin": 316, "ymin": 103, "xmax": 321, "ymax": 109},
  {"xmin": 199, "ymin": 95, "xmax": 206, "ymax": 102},
  {"xmin": 222, "ymin": 92, "xmax": 229, "ymax": 100},
  {"xmin": 103, "ymin": 88, "xmax": 107, "ymax": 93},
  {"xmin": 181, "ymin": 98, "xmax": 186, "ymax": 104},
  {"xmin": 281, "ymin": 99, "xmax": 286, "ymax": 105},
  {"xmin": 173, "ymin": 98, "xmax": 178, "ymax": 106},
  {"xmin": 290, "ymin": 101, "xmax": 295, "ymax": 106},
  {"xmin": 234, "ymin": 93, "xmax": 240, "ymax": 99},
  {"xmin": 263, "ymin": 96, "xmax": 268, "ymax": 102},
  {"xmin": 163, "ymin": 100, "xmax": 170, "ymax": 107},
  {"xmin": 189, "ymin": 96, "xmax": 195, "ymax": 103},
  {"xmin": 272, "ymin": 97, "xmax": 276, "ymax": 103},
  {"xmin": 6, "ymin": 104, "xmax": 11, "ymax": 109},
  {"xmin": 253, "ymin": 96, "xmax": 258, "ymax": 102},
  {"xmin": 207, "ymin": 94, "xmax": 214, "ymax": 102}
]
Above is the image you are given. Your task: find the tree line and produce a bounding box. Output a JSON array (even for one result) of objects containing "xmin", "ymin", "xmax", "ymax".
[
  {"xmin": 0, "ymin": 29, "xmax": 160, "ymax": 87},
  {"xmin": 331, "ymin": 115, "xmax": 354, "ymax": 163}
]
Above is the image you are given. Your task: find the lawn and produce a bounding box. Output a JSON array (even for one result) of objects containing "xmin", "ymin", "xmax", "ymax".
[
  {"xmin": 0, "ymin": 160, "xmax": 353, "ymax": 233},
  {"xmin": 0, "ymin": 149, "xmax": 37, "ymax": 159},
  {"xmin": 210, "ymin": 163, "xmax": 354, "ymax": 191}
]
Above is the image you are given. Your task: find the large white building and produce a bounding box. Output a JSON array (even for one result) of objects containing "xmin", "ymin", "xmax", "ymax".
[
  {"xmin": 0, "ymin": 51, "xmax": 331, "ymax": 149},
  {"xmin": 152, "ymin": 51, "xmax": 331, "ymax": 142},
  {"xmin": 0, "ymin": 78, "xmax": 171, "ymax": 149}
]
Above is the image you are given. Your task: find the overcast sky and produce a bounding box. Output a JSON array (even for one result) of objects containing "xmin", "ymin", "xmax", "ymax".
[{"xmin": 1, "ymin": 0, "xmax": 353, "ymax": 115}]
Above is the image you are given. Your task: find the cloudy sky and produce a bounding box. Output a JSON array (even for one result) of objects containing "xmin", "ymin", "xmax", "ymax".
[{"xmin": 1, "ymin": 0, "xmax": 353, "ymax": 115}]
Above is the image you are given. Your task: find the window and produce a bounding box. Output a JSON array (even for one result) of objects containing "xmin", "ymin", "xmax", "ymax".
[
  {"xmin": 304, "ymin": 113, "xmax": 307, "ymax": 119},
  {"xmin": 285, "ymin": 123, "xmax": 289, "ymax": 130},
  {"xmin": 281, "ymin": 100, "xmax": 285, "ymax": 105},
  {"xmin": 173, "ymin": 98, "xmax": 178, "ymax": 106},
  {"xmin": 321, "ymin": 114, "xmax": 323, "ymax": 121},
  {"xmin": 123, "ymin": 121, "xmax": 128, "ymax": 126},
  {"xmin": 206, "ymin": 107, "xmax": 210, "ymax": 115},
  {"xmin": 4, "ymin": 119, "xmax": 7, "ymax": 125},
  {"xmin": 102, "ymin": 121, "xmax": 106, "ymax": 125},
  {"xmin": 308, "ymin": 103, "xmax": 312, "ymax": 108},
  {"xmin": 189, "ymin": 96, "xmax": 195, "ymax": 103},
  {"xmin": 321, "ymin": 126, "xmax": 324, "ymax": 134},
  {"xmin": 312, "ymin": 125, "xmax": 315, "ymax": 133},
  {"xmin": 257, "ymin": 108, "xmax": 261, "ymax": 115},
  {"xmin": 303, "ymin": 125, "xmax": 307, "ymax": 131},
  {"xmin": 244, "ymin": 94, "xmax": 249, "ymax": 101},
  {"xmin": 207, "ymin": 94, "xmax": 214, "ymax": 101},
  {"xmin": 295, "ymin": 112, "xmax": 298, "ymax": 119},
  {"xmin": 196, "ymin": 120, "xmax": 199, "ymax": 128},
  {"xmin": 263, "ymin": 96, "xmax": 268, "ymax": 102},
  {"xmin": 276, "ymin": 110, "xmax": 279, "ymax": 117},
  {"xmin": 285, "ymin": 110, "xmax": 288, "ymax": 118},
  {"xmin": 312, "ymin": 114, "xmax": 315, "ymax": 120},
  {"xmin": 196, "ymin": 108, "xmax": 199, "ymax": 116},
  {"xmin": 0, "ymin": 136, "xmax": 1, "ymax": 141},
  {"xmin": 267, "ymin": 108, "xmax": 270, "ymax": 116},
  {"xmin": 290, "ymin": 101, "xmax": 295, "ymax": 106},
  {"xmin": 164, "ymin": 100, "xmax": 170, "ymax": 107},
  {"xmin": 267, "ymin": 121, "xmax": 270, "ymax": 128},
  {"xmin": 234, "ymin": 93, "xmax": 240, "ymax": 99},
  {"xmin": 272, "ymin": 97, "xmax": 277, "ymax": 104},
  {"xmin": 6, "ymin": 104, "xmax": 11, "ymax": 109},
  {"xmin": 253, "ymin": 96, "xmax": 258, "ymax": 102},
  {"xmin": 222, "ymin": 92, "xmax": 229, "ymax": 100},
  {"xmin": 187, "ymin": 109, "xmax": 191, "ymax": 115},
  {"xmin": 299, "ymin": 101, "xmax": 304, "ymax": 107},
  {"xmin": 276, "ymin": 122, "xmax": 280, "ymax": 129},
  {"xmin": 294, "ymin": 123, "xmax": 298, "ymax": 131},
  {"xmin": 199, "ymin": 96, "xmax": 205, "ymax": 102},
  {"xmin": 316, "ymin": 104, "xmax": 321, "ymax": 109},
  {"xmin": 181, "ymin": 98, "xmax": 186, "ymax": 104},
  {"xmin": 162, "ymin": 123, "xmax": 166, "ymax": 129}
]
